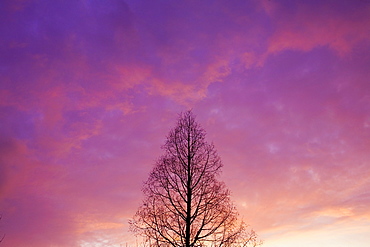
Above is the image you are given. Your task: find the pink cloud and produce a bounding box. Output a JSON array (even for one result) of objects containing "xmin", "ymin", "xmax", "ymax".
[
  {"xmin": 0, "ymin": 137, "xmax": 76, "ymax": 246},
  {"xmin": 263, "ymin": 1, "xmax": 370, "ymax": 58},
  {"xmin": 1, "ymin": 0, "xmax": 369, "ymax": 246}
]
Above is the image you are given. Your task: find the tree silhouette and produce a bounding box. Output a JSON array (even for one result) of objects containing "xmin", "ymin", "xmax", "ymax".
[
  {"xmin": 130, "ymin": 111, "xmax": 261, "ymax": 247},
  {"xmin": 0, "ymin": 215, "xmax": 4, "ymax": 244}
]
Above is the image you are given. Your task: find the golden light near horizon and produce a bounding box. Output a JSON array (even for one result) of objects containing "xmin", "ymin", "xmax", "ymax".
[{"xmin": 0, "ymin": 0, "xmax": 369, "ymax": 246}]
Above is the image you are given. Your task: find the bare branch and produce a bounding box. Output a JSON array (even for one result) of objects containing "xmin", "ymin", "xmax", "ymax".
[{"xmin": 130, "ymin": 111, "xmax": 261, "ymax": 247}]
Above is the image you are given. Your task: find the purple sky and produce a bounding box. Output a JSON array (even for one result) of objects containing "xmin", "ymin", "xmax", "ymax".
[{"xmin": 1, "ymin": 0, "xmax": 370, "ymax": 246}]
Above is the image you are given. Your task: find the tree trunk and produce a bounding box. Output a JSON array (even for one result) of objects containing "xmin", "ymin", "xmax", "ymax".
[{"xmin": 186, "ymin": 127, "xmax": 192, "ymax": 247}]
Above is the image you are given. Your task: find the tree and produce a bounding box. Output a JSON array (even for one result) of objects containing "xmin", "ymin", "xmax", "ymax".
[
  {"xmin": 0, "ymin": 215, "xmax": 4, "ymax": 244},
  {"xmin": 130, "ymin": 111, "xmax": 261, "ymax": 247}
]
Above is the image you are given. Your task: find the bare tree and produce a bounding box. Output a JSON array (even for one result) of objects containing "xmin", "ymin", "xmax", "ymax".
[
  {"xmin": 0, "ymin": 215, "xmax": 4, "ymax": 244},
  {"xmin": 130, "ymin": 111, "xmax": 261, "ymax": 247}
]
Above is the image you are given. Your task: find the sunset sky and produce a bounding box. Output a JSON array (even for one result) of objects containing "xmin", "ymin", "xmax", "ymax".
[{"xmin": 1, "ymin": 0, "xmax": 370, "ymax": 246}]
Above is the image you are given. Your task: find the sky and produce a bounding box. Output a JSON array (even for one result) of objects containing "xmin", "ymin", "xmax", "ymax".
[{"xmin": 0, "ymin": 0, "xmax": 369, "ymax": 246}]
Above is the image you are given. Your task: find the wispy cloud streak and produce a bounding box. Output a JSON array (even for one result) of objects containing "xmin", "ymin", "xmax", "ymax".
[{"xmin": 0, "ymin": 0, "xmax": 369, "ymax": 246}]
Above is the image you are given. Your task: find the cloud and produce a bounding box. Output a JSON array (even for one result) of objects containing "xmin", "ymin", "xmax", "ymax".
[
  {"xmin": 262, "ymin": 0, "xmax": 370, "ymax": 58},
  {"xmin": 0, "ymin": 137, "xmax": 77, "ymax": 246},
  {"xmin": 1, "ymin": 0, "xmax": 369, "ymax": 246},
  {"xmin": 196, "ymin": 44, "xmax": 370, "ymax": 234}
]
